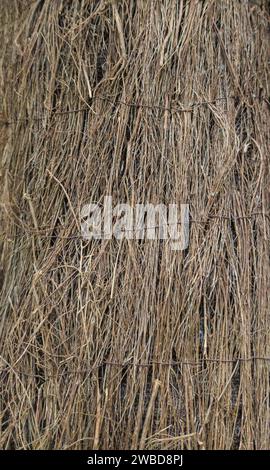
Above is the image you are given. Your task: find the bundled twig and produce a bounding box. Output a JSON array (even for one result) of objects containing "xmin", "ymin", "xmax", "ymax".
[{"xmin": 0, "ymin": 0, "xmax": 269, "ymax": 450}]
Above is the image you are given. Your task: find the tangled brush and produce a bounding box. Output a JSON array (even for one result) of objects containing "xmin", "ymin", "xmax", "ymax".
[{"xmin": 0, "ymin": 0, "xmax": 269, "ymax": 449}]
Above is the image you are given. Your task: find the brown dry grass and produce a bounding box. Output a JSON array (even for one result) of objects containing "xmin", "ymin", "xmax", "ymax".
[{"xmin": 0, "ymin": 0, "xmax": 270, "ymax": 450}]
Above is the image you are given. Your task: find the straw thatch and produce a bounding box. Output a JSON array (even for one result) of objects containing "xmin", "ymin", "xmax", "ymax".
[{"xmin": 0, "ymin": 0, "xmax": 269, "ymax": 450}]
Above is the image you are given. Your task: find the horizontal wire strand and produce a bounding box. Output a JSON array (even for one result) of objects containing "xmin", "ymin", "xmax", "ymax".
[
  {"xmin": 1, "ymin": 212, "xmax": 269, "ymax": 241},
  {"xmin": 1, "ymin": 356, "xmax": 270, "ymax": 381},
  {"xmin": 1, "ymin": 93, "xmax": 269, "ymax": 126}
]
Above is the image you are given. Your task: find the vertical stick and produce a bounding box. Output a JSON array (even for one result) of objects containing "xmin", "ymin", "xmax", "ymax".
[{"xmin": 139, "ymin": 379, "xmax": 161, "ymax": 449}]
